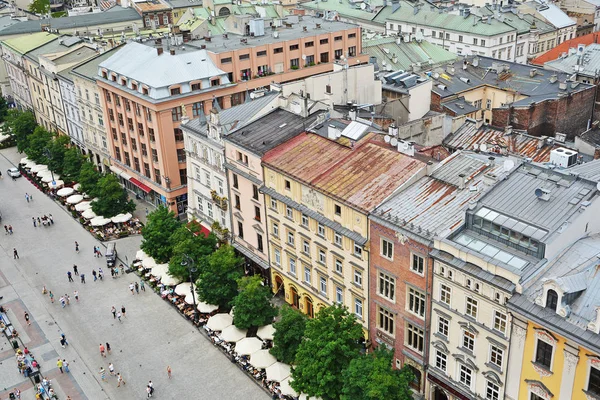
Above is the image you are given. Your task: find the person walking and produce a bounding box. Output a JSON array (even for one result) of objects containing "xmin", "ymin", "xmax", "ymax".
[
  {"xmin": 60, "ymin": 296, "xmax": 66, "ymax": 308},
  {"xmin": 97, "ymin": 246, "xmax": 103, "ymax": 257},
  {"xmin": 108, "ymin": 362, "xmax": 115, "ymax": 376},
  {"xmin": 129, "ymin": 283, "xmax": 135, "ymax": 295},
  {"xmin": 65, "ymin": 294, "xmax": 70, "ymax": 305},
  {"xmin": 73, "ymin": 265, "xmax": 78, "ymax": 276},
  {"xmin": 92, "ymin": 270, "xmax": 97, "ymax": 281},
  {"xmin": 37, "ymin": 217, "xmax": 41, "ymax": 226},
  {"xmin": 67, "ymin": 271, "xmax": 73, "ymax": 282},
  {"xmin": 121, "ymin": 305, "xmax": 126, "ymax": 318},
  {"xmin": 117, "ymin": 373, "xmax": 126, "ymax": 387},
  {"xmin": 63, "ymin": 359, "xmax": 70, "ymax": 373},
  {"xmin": 135, "ymin": 282, "xmax": 139, "ymax": 294},
  {"xmin": 32, "ymin": 217, "xmax": 36, "ymax": 227},
  {"xmin": 147, "ymin": 385, "xmax": 153, "ymax": 398},
  {"xmin": 57, "ymin": 359, "xmax": 63, "ymax": 373},
  {"xmin": 4, "ymin": 225, "xmax": 8, "ymax": 234},
  {"xmin": 105, "ymin": 342, "xmax": 111, "ymax": 355},
  {"xmin": 80, "ymin": 273, "xmax": 85, "ymax": 284},
  {"xmin": 99, "ymin": 343, "xmax": 106, "ymax": 357},
  {"xmin": 74, "ymin": 290, "xmax": 79, "ymax": 302},
  {"xmin": 116, "ymin": 311, "xmax": 122, "ymax": 322},
  {"xmin": 13, "ymin": 248, "xmax": 18, "ymax": 259},
  {"xmin": 25, "ymin": 193, "xmax": 29, "ymax": 203},
  {"xmin": 111, "ymin": 306, "xmax": 116, "ymax": 319},
  {"xmin": 98, "ymin": 268, "xmax": 104, "ymax": 280},
  {"xmin": 24, "ymin": 312, "xmax": 30, "ymax": 326},
  {"xmin": 60, "ymin": 333, "xmax": 68, "ymax": 347},
  {"xmin": 140, "ymin": 280, "xmax": 145, "ymax": 292},
  {"xmin": 93, "ymin": 246, "xmax": 98, "ymax": 258},
  {"xmin": 8, "ymin": 225, "xmax": 13, "ymax": 234},
  {"xmin": 75, "ymin": 241, "xmax": 79, "ymax": 253},
  {"xmin": 167, "ymin": 365, "xmax": 172, "ymax": 379},
  {"xmin": 48, "ymin": 291, "xmax": 54, "ymax": 303},
  {"xmin": 99, "ymin": 367, "xmax": 106, "ymax": 381}
]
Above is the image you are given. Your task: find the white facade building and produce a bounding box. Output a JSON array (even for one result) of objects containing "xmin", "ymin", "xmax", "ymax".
[{"xmin": 58, "ymin": 73, "xmax": 85, "ymax": 149}]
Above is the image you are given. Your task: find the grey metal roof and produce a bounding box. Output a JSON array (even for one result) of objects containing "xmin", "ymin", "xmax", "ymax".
[
  {"xmin": 523, "ymin": 0, "xmax": 576, "ymax": 28},
  {"xmin": 569, "ymin": 159, "xmax": 600, "ymax": 182},
  {"xmin": 23, "ymin": 35, "xmax": 79, "ymax": 60},
  {"xmin": 260, "ymin": 185, "xmax": 368, "ymax": 245},
  {"xmin": 0, "ymin": 8, "xmax": 140, "ymax": 36},
  {"xmin": 71, "ymin": 46, "xmax": 122, "ymax": 81},
  {"xmin": 545, "ymin": 43, "xmax": 600, "ymax": 78},
  {"xmin": 165, "ymin": 0, "xmax": 201, "ymax": 8},
  {"xmin": 226, "ymin": 108, "xmax": 323, "ymax": 157},
  {"xmin": 442, "ymin": 96, "xmax": 478, "ymax": 116}
]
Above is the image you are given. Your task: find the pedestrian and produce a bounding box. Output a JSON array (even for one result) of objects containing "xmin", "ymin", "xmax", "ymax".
[
  {"xmin": 147, "ymin": 385, "xmax": 153, "ymax": 398},
  {"xmin": 57, "ymin": 359, "xmax": 63, "ymax": 373},
  {"xmin": 129, "ymin": 282, "xmax": 134, "ymax": 295},
  {"xmin": 65, "ymin": 294, "xmax": 70, "ymax": 305},
  {"xmin": 80, "ymin": 273, "xmax": 85, "ymax": 284},
  {"xmin": 97, "ymin": 246, "xmax": 103, "ymax": 257},
  {"xmin": 114, "ymin": 265, "xmax": 119, "ymax": 276},
  {"xmin": 25, "ymin": 193, "xmax": 29, "ymax": 202},
  {"xmin": 92, "ymin": 269, "xmax": 97, "ymax": 281},
  {"xmin": 60, "ymin": 296, "xmax": 66, "ymax": 308},
  {"xmin": 116, "ymin": 311, "xmax": 122, "ymax": 322},
  {"xmin": 110, "ymin": 268, "xmax": 115, "ymax": 278},
  {"xmin": 60, "ymin": 335, "xmax": 66, "ymax": 348},
  {"xmin": 99, "ymin": 343, "xmax": 106, "ymax": 357},
  {"xmin": 108, "ymin": 362, "xmax": 115, "ymax": 375},
  {"xmin": 145, "ymin": 207, "xmax": 149, "ymax": 216},
  {"xmin": 121, "ymin": 305, "xmax": 126, "ymax": 318},
  {"xmin": 93, "ymin": 246, "xmax": 98, "ymax": 258},
  {"xmin": 32, "ymin": 217, "xmax": 36, "ymax": 227},
  {"xmin": 167, "ymin": 365, "xmax": 171, "ymax": 379},
  {"xmin": 75, "ymin": 241, "xmax": 79, "ymax": 253},
  {"xmin": 140, "ymin": 280, "xmax": 145, "ymax": 291},
  {"xmin": 42, "ymin": 285, "xmax": 47, "ymax": 295},
  {"xmin": 13, "ymin": 248, "xmax": 18, "ymax": 259},
  {"xmin": 117, "ymin": 373, "xmax": 126, "ymax": 387},
  {"xmin": 111, "ymin": 306, "xmax": 116, "ymax": 319},
  {"xmin": 63, "ymin": 359, "xmax": 70, "ymax": 373},
  {"xmin": 48, "ymin": 214, "xmax": 53, "ymax": 224},
  {"xmin": 98, "ymin": 267, "xmax": 104, "ymax": 280},
  {"xmin": 4, "ymin": 225, "xmax": 8, "ymax": 234},
  {"xmin": 49, "ymin": 291, "xmax": 54, "ymax": 303},
  {"xmin": 67, "ymin": 271, "xmax": 73, "ymax": 282},
  {"xmin": 8, "ymin": 225, "xmax": 13, "ymax": 234},
  {"xmin": 74, "ymin": 290, "xmax": 79, "ymax": 302},
  {"xmin": 73, "ymin": 264, "xmax": 78, "ymax": 276},
  {"xmin": 24, "ymin": 311, "xmax": 30, "ymax": 326},
  {"xmin": 135, "ymin": 282, "xmax": 139, "ymax": 294},
  {"xmin": 99, "ymin": 367, "xmax": 106, "ymax": 381},
  {"xmin": 37, "ymin": 217, "xmax": 41, "ymax": 226},
  {"xmin": 61, "ymin": 333, "xmax": 68, "ymax": 346},
  {"xmin": 13, "ymin": 388, "xmax": 20, "ymax": 399}
]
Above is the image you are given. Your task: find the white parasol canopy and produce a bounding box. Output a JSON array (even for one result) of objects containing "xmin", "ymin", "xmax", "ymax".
[
  {"xmin": 56, "ymin": 187, "xmax": 74, "ymax": 197},
  {"xmin": 151, "ymin": 263, "xmax": 170, "ymax": 277},
  {"xmin": 249, "ymin": 349, "xmax": 277, "ymax": 369},
  {"xmin": 266, "ymin": 362, "xmax": 291, "ymax": 382},
  {"xmin": 221, "ymin": 325, "xmax": 247, "ymax": 343},
  {"xmin": 160, "ymin": 274, "xmax": 181, "ymax": 286},
  {"xmin": 206, "ymin": 313, "xmax": 233, "ymax": 331},
  {"xmin": 75, "ymin": 201, "xmax": 92, "ymax": 211},
  {"xmin": 235, "ymin": 337, "xmax": 263, "ymax": 356},
  {"xmin": 175, "ymin": 282, "xmax": 196, "ymax": 296},
  {"xmin": 90, "ymin": 216, "xmax": 112, "ymax": 226},
  {"xmin": 136, "ymin": 249, "xmax": 151, "ymax": 260},
  {"xmin": 25, "ymin": 160, "xmax": 37, "ymax": 169},
  {"xmin": 142, "ymin": 257, "xmax": 157, "ymax": 269},
  {"xmin": 20, "ymin": 157, "xmax": 29, "ymax": 164},
  {"xmin": 30, "ymin": 164, "xmax": 48, "ymax": 173},
  {"xmin": 257, "ymin": 324, "xmax": 276, "ymax": 341},
  {"xmin": 111, "ymin": 213, "xmax": 132, "ymax": 223},
  {"xmin": 48, "ymin": 180, "xmax": 64, "ymax": 189},
  {"xmin": 197, "ymin": 301, "xmax": 218, "ymax": 314},
  {"xmin": 82, "ymin": 209, "xmax": 97, "ymax": 219},
  {"xmin": 279, "ymin": 377, "xmax": 299, "ymax": 397},
  {"xmin": 73, "ymin": 183, "xmax": 81, "ymax": 191},
  {"xmin": 66, "ymin": 194, "xmax": 84, "ymax": 204},
  {"xmin": 42, "ymin": 174, "xmax": 60, "ymax": 183}
]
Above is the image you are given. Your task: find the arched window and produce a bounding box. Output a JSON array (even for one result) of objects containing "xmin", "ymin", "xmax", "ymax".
[
  {"xmin": 218, "ymin": 6, "xmax": 230, "ymax": 16},
  {"xmin": 546, "ymin": 289, "xmax": 558, "ymax": 311}
]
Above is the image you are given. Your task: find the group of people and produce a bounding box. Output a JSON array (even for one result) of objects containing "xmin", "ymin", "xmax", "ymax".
[{"xmin": 31, "ymin": 214, "xmax": 53, "ymax": 227}]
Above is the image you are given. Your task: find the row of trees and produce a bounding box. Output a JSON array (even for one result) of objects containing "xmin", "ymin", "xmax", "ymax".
[{"xmin": 7, "ymin": 110, "xmax": 135, "ymax": 218}]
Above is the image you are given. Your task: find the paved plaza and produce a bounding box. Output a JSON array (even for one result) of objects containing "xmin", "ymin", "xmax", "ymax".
[{"xmin": 0, "ymin": 147, "xmax": 268, "ymax": 400}]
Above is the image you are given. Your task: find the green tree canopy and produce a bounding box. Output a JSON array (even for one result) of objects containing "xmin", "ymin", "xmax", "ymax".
[
  {"xmin": 0, "ymin": 97, "xmax": 9, "ymax": 123},
  {"xmin": 62, "ymin": 147, "xmax": 86, "ymax": 183},
  {"xmin": 231, "ymin": 275, "xmax": 278, "ymax": 330},
  {"xmin": 168, "ymin": 222, "xmax": 217, "ymax": 281},
  {"xmin": 78, "ymin": 162, "xmax": 102, "ymax": 197},
  {"xmin": 28, "ymin": 0, "xmax": 49, "ymax": 14},
  {"xmin": 25, "ymin": 126, "xmax": 53, "ymax": 163},
  {"xmin": 291, "ymin": 304, "xmax": 364, "ymax": 400},
  {"xmin": 140, "ymin": 206, "xmax": 181, "ymax": 263},
  {"xmin": 270, "ymin": 305, "xmax": 307, "ymax": 364},
  {"xmin": 45, "ymin": 135, "xmax": 70, "ymax": 174},
  {"xmin": 91, "ymin": 174, "xmax": 135, "ymax": 218},
  {"xmin": 341, "ymin": 348, "xmax": 414, "ymax": 400},
  {"xmin": 7, "ymin": 110, "xmax": 37, "ymax": 153},
  {"xmin": 196, "ymin": 245, "xmax": 243, "ymax": 310}
]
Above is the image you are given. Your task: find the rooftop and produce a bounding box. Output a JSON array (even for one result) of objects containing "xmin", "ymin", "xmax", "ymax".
[
  {"xmin": 71, "ymin": 45, "xmax": 122, "ymax": 81},
  {"xmin": 165, "ymin": 0, "xmax": 202, "ymax": 9},
  {"xmin": 24, "ymin": 35, "xmax": 84, "ymax": 61},
  {"xmin": 300, "ymin": 0, "xmax": 386, "ymax": 22},
  {"xmin": 544, "ymin": 42, "xmax": 600, "ymax": 78},
  {"xmin": 501, "ymin": 11, "xmax": 555, "ymax": 35},
  {"xmin": 442, "ymin": 96, "xmax": 478, "ymax": 116},
  {"xmin": 568, "ymin": 158, "xmax": 600, "ymax": 182},
  {"xmin": 522, "ymin": 0, "xmax": 576, "ymax": 29},
  {"xmin": 132, "ymin": 0, "xmax": 171, "ymax": 12},
  {"xmin": 263, "ymin": 132, "xmax": 426, "ymax": 212},
  {"xmin": 2, "ymin": 32, "xmax": 57, "ymax": 55},
  {"xmin": 380, "ymin": 70, "xmax": 430, "ymax": 94},
  {"xmin": 531, "ymin": 32, "xmax": 600, "ymax": 65}
]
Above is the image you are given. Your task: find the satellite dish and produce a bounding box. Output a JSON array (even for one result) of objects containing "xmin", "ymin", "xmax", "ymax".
[
  {"xmin": 480, "ymin": 143, "xmax": 488, "ymax": 152},
  {"xmin": 473, "ymin": 144, "xmax": 479, "ymax": 150},
  {"xmin": 503, "ymin": 159, "xmax": 515, "ymax": 172},
  {"xmin": 384, "ymin": 135, "xmax": 391, "ymax": 143},
  {"xmin": 302, "ymin": 54, "xmax": 307, "ymax": 60},
  {"xmin": 360, "ymin": 2, "xmax": 366, "ymax": 9},
  {"xmin": 390, "ymin": 138, "xmax": 398, "ymax": 146},
  {"xmin": 535, "ymin": 188, "xmax": 543, "ymax": 198}
]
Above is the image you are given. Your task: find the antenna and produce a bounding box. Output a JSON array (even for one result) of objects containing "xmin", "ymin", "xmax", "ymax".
[
  {"xmin": 480, "ymin": 143, "xmax": 488, "ymax": 152},
  {"xmin": 384, "ymin": 135, "xmax": 391, "ymax": 143},
  {"xmin": 503, "ymin": 159, "xmax": 515, "ymax": 171},
  {"xmin": 535, "ymin": 188, "xmax": 543, "ymax": 198}
]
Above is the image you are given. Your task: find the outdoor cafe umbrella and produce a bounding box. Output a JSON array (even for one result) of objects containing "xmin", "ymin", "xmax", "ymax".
[
  {"xmin": 37, "ymin": 171, "xmax": 52, "ymax": 180},
  {"xmin": 151, "ymin": 263, "xmax": 170, "ymax": 278},
  {"xmin": 266, "ymin": 362, "xmax": 291, "ymax": 382},
  {"xmin": 111, "ymin": 213, "xmax": 132, "ymax": 223},
  {"xmin": 20, "ymin": 157, "xmax": 29, "ymax": 164},
  {"xmin": 221, "ymin": 325, "xmax": 247, "ymax": 343},
  {"xmin": 90, "ymin": 216, "xmax": 112, "ymax": 227},
  {"xmin": 66, "ymin": 194, "xmax": 84, "ymax": 204},
  {"xmin": 136, "ymin": 249, "xmax": 151, "ymax": 260},
  {"xmin": 249, "ymin": 349, "xmax": 277, "ymax": 369},
  {"xmin": 48, "ymin": 180, "xmax": 64, "ymax": 189},
  {"xmin": 206, "ymin": 313, "xmax": 233, "ymax": 331},
  {"xmin": 82, "ymin": 209, "xmax": 97, "ymax": 219},
  {"xmin": 75, "ymin": 201, "xmax": 92, "ymax": 211},
  {"xmin": 73, "ymin": 183, "xmax": 81, "ymax": 191},
  {"xmin": 196, "ymin": 301, "xmax": 218, "ymax": 314},
  {"xmin": 175, "ymin": 282, "xmax": 196, "ymax": 296},
  {"xmin": 56, "ymin": 187, "xmax": 74, "ymax": 197},
  {"xmin": 30, "ymin": 164, "xmax": 48, "ymax": 174},
  {"xmin": 142, "ymin": 257, "xmax": 157, "ymax": 269},
  {"xmin": 24, "ymin": 160, "xmax": 36, "ymax": 169},
  {"xmin": 160, "ymin": 273, "xmax": 181, "ymax": 286},
  {"xmin": 279, "ymin": 377, "xmax": 299, "ymax": 397},
  {"xmin": 235, "ymin": 337, "xmax": 262, "ymax": 356},
  {"xmin": 257, "ymin": 324, "xmax": 275, "ymax": 341},
  {"xmin": 42, "ymin": 174, "xmax": 60, "ymax": 183},
  {"xmin": 299, "ymin": 395, "xmax": 322, "ymax": 400}
]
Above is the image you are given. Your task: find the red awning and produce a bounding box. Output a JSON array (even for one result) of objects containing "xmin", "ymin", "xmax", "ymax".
[
  {"xmin": 187, "ymin": 220, "xmax": 211, "ymax": 237},
  {"xmin": 129, "ymin": 177, "xmax": 152, "ymax": 194}
]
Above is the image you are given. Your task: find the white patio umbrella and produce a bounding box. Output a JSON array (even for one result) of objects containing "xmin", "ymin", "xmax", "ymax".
[
  {"xmin": 56, "ymin": 187, "xmax": 74, "ymax": 197},
  {"xmin": 299, "ymin": 395, "xmax": 322, "ymax": 400},
  {"xmin": 111, "ymin": 213, "xmax": 132, "ymax": 223},
  {"xmin": 37, "ymin": 171, "xmax": 52, "ymax": 180},
  {"xmin": 266, "ymin": 362, "xmax": 291, "ymax": 382},
  {"xmin": 229, "ymin": 306, "xmax": 235, "ymax": 317},
  {"xmin": 206, "ymin": 313, "xmax": 233, "ymax": 331},
  {"xmin": 30, "ymin": 164, "xmax": 48, "ymax": 173},
  {"xmin": 20, "ymin": 157, "xmax": 29, "ymax": 164},
  {"xmin": 175, "ymin": 282, "xmax": 196, "ymax": 296},
  {"xmin": 257, "ymin": 324, "xmax": 276, "ymax": 341},
  {"xmin": 279, "ymin": 377, "xmax": 298, "ymax": 397},
  {"xmin": 90, "ymin": 216, "xmax": 112, "ymax": 227},
  {"xmin": 75, "ymin": 201, "xmax": 92, "ymax": 211},
  {"xmin": 136, "ymin": 249, "xmax": 150, "ymax": 260},
  {"xmin": 24, "ymin": 160, "xmax": 37, "ymax": 169},
  {"xmin": 42, "ymin": 174, "xmax": 60, "ymax": 183},
  {"xmin": 142, "ymin": 257, "xmax": 157, "ymax": 269},
  {"xmin": 48, "ymin": 180, "xmax": 64, "ymax": 189},
  {"xmin": 82, "ymin": 209, "xmax": 97, "ymax": 219},
  {"xmin": 160, "ymin": 274, "xmax": 181, "ymax": 286},
  {"xmin": 66, "ymin": 194, "xmax": 84, "ymax": 204},
  {"xmin": 73, "ymin": 183, "xmax": 81, "ymax": 191},
  {"xmin": 221, "ymin": 325, "xmax": 247, "ymax": 343},
  {"xmin": 197, "ymin": 301, "xmax": 218, "ymax": 314},
  {"xmin": 249, "ymin": 349, "xmax": 277, "ymax": 369},
  {"xmin": 235, "ymin": 337, "xmax": 263, "ymax": 356},
  {"xmin": 151, "ymin": 263, "xmax": 170, "ymax": 277}
]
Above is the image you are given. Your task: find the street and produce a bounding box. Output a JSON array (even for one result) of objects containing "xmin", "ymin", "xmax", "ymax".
[{"xmin": 0, "ymin": 147, "xmax": 268, "ymax": 399}]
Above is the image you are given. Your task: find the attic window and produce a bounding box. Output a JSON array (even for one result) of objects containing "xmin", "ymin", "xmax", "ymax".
[
  {"xmin": 142, "ymin": 87, "xmax": 149, "ymax": 95},
  {"xmin": 170, "ymin": 87, "xmax": 181, "ymax": 95},
  {"xmin": 111, "ymin": 74, "xmax": 117, "ymax": 82},
  {"xmin": 120, "ymin": 78, "xmax": 126, "ymax": 86},
  {"xmin": 211, "ymin": 78, "xmax": 220, "ymax": 87},
  {"xmin": 131, "ymin": 83, "xmax": 138, "ymax": 91},
  {"xmin": 325, "ymin": 84, "xmax": 332, "ymax": 94},
  {"xmin": 546, "ymin": 289, "xmax": 558, "ymax": 311},
  {"xmin": 191, "ymin": 83, "xmax": 201, "ymax": 91},
  {"xmin": 102, "ymin": 71, "xmax": 108, "ymax": 79}
]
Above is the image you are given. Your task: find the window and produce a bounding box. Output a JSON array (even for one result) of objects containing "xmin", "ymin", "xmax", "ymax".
[
  {"xmin": 412, "ymin": 254, "xmax": 424, "ymax": 274},
  {"xmin": 143, "ymin": 163, "xmax": 150, "ymax": 178},
  {"xmin": 335, "ymin": 259, "xmax": 343, "ymax": 274},
  {"xmin": 381, "ymin": 238, "xmax": 393, "ymax": 259},
  {"xmin": 473, "ymin": 38, "xmax": 478, "ymax": 45},
  {"xmin": 354, "ymin": 298, "xmax": 363, "ymax": 318},
  {"xmin": 124, "ymin": 152, "xmax": 131, "ymax": 167},
  {"xmin": 191, "ymin": 83, "xmax": 201, "ymax": 91},
  {"xmin": 378, "ymin": 306, "xmax": 395, "ymax": 335},
  {"xmin": 254, "ymin": 206, "xmax": 261, "ymax": 221},
  {"xmin": 378, "ymin": 272, "xmax": 395, "ymax": 301},
  {"xmin": 270, "ymin": 198, "xmax": 277, "ymax": 209},
  {"xmin": 588, "ymin": 366, "xmax": 600, "ymax": 395},
  {"xmin": 490, "ymin": 344, "xmax": 504, "ymax": 369},
  {"xmin": 274, "ymin": 249, "xmax": 281, "ymax": 266},
  {"xmin": 235, "ymin": 195, "xmax": 241, "ymax": 210},
  {"xmin": 354, "ymin": 269, "xmax": 362, "ymax": 286},
  {"xmin": 141, "ymin": 143, "xmax": 148, "ymax": 157},
  {"xmin": 154, "ymin": 169, "xmax": 161, "ymax": 184},
  {"xmin": 486, "ymin": 99, "xmax": 492, "ymax": 109},
  {"xmin": 302, "ymin": 214, "xmax": 309, "ymax": 227},
  {"xmin": 270, "ymin": 222, "xmax": 278, "ymax": 238},
  {"xmin": 172, "ymin": 106, "xmax": 182, "ymax": 121},
  {"xmin": 232, "ymin": 173, "xmax": 239, "ymax": 189},
  {"xmin": 239, "ymin": 54, "xmax": 250, "ymax": 60},
  {"xmin": 354, "ymin": 242, "xmax": 362, "ymax": 258},
  {"xmin": 406, "ymin": 323, "xmax": 424, "ymax": 353},
  {"xmin": 273, "ymin": 47, "xmax": 283, "ymax": 54},
  {"xmin": 257, "ymin": 233, "xmax": 264, "ymax": 253},
  {"xmin": 319, "ymin": 38, "xmax": 329, "ymax": 44},
  {"xmin": 287, "ymin": 231, "xmax": 295, "ymax": 246},
  {"xmin": 408, "ymin": 288, "xmax": 425, "ymax": 318},
  {"xmin": 192, "ymin": 101, "xmax": 204, "ymax": 116},
  {"xmin": 207, "ymin": 203, "xmax": 213, "ymax": 219},
  {"xmin": 177, "ymin": 149, "xmax": 186, "ymax": 163},
  {"xmin": 320, "ymin": 52, "xmax": 329, "ymax": 63},
  {"xmin": 289, "ymin": 258, "xmax": 296, "ymax": 275},
  {"xmin": 440, "ymin": 283, "xmax": 451, "ymax": 305},
  {"xmin": 334, "ymin": 204, "xmax": 341, "ymax": 216},
  {"xmin": 151, "ymin": 148, "xmax": 158, "ymax": 162},
  {"xmin": 438, "ymin": 316, "xmax": 449, "ymax": 337},
  {"xmin": 348, "ymin": 33, "xmax": 356, "ymax": 38},
  {"xmin": 304, "ymin": 266, "xmax": 311, "ymax": 284},
  {"xmin": 170, "ymin": 87, "xmax": 181, "ymax": 95},
  {"xmin": 493, "ymin": 311, "xmax": 507, "ymax": 334},
  {"xmin": 334, "ymin": 35, "xmax": 342, "ymax": 41},
  {"xmin": 486, "ymin": 380, "xmax": 500, "ymax": 400},
  {"xmin": 336, "ymin": 287, "xmax": 343, "ymax": 303},
  {"xmin": 334, "ymin": 232, "xmax": 342, "ymax": 246},
  {"xmin": 305, "ymin": 41, "xmax": 314, "ymax": 47},
  {"xmin": 256, "ymin": 50, "xmax": 267, "ymax": 57},
  {"xmin": 458, "ymin": 35, "xmax": 463, "ymax": 42},
  {"xmin": 348, "ymin": 46, "xmax": 356, "ymax": 57},
  {"xmin": 285, "ymin": 180, "xmax": 291, "ymax": 190},
  {"xmin": 459, "ymin": 364, "xmax": 472, "ymax": 388},
  {"xmin": 435, "ymin": 350, "xmax": 447, "ymax": 372},
  {"xmin": 463, "ymin": 330, "xmax": 475, "ymax": 351},
  {"xmin": 535, "ymin": 339, "xmax": 553, "ymax": 369},
  {"xmin": 546, "ymin": 290, "xmax": 558, "ymax": 311},
  {"xmin": 318, "ymin": 249, "xmax": 326, "ymax": 264},
  {"xmin": 303, "ymin": 240, "xmax": 310, "ymax": 254},
  {"xmin": 253, "ymin": 184, "xmax": 259, "ymax": 200},
  {"xmin": 237, "ymin": 221, "xmax": 244, "ymax": 239},
  {"xmin": 289, "ymin": 44, "xmax": 299, "ymax": 51},
  {"xmin": 149, "ymin": 128, "xmax": 155, "ymax": 142},
  {"xmin": 286, "ymin": 205, "xmax": 293, "ymax": 219},
  {"xmin": 174, "ymin": 128, "xmax": 184, "ymax": 142},
  {"xmin": 334, "ymin": 49, "xmax": 343, "ymax": 60},
  {"xmin": 466, "ymin": 297, "xmax": 478, "ymax": 319},
  {"xmin": 320, "ymin": 277, "xmax": 327, "ymax": 295},
  {"xmin": 481, "ymin": 39, "xmax": 486, "ymax": 46},
  {"xmin": 317, "ymin": 223, "xmax": 325, "ymax": 237},
  {"xmin": 133, "ymin": 157, "xmax": 140, "ymax": 172}
]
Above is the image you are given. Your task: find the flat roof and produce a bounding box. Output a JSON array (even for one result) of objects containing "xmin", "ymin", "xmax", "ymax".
[
  {"xmin": 2, "ymin": 32, "xmax": 57, "ymax": 54},
  {"xmin": 71, "ymin": 45, "xmax": 122, "ymax": 81}
]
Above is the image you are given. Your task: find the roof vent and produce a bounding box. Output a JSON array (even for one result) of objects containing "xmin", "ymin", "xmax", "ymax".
[
  {"xmin": 549, "ymin": 74, "xmax": 558, "ymax": 83},
  {"xmin": 535, "ymin": 187, "xmax": 551, "ymax": 201},
  {"xmin": 530, "ymin": 68, "xmax": 537, "ymax": 77}
]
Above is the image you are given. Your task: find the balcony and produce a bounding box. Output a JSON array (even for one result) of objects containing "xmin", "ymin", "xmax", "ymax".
[{"xmin": 211, "ymin": 190, "xmax": 228, "ymax": 211}]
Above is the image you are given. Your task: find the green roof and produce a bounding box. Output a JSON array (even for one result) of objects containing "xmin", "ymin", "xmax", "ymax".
[
  {"xmin": 2, "ymin": 32, "xmax": 58, "ymax": 55},
  {"xmin": 374, "ymin": 2, "xmax": 516, "ymax": 36},
  {"xmin": 503, "ymin": 13, "xmax": 555, "ymax": 35},
  {"xmin": 363, "ymin": 37, "xmax": 457, "ymax": 70},
  {"xmin": 301, "ymin": 0, "xmax": 384, "ymax": 22}
]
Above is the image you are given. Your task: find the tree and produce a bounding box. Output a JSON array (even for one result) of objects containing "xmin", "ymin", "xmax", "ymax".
[
  {"xmin": 231, "ymin": 275, "xmax": 278, "ymax": 330},
  {"xmin": 196, "ymin": 245, "xmax": 243, "ymax": 309},
  {"xmin": 24, "ymin": 126, "xmax": 53, "ymax": 162},
  {"xmin": 28, "ymin": 0, "xmax": 49, "ymax": 14},
  {"xmin": 341, "ymin": 348, "xmax": 414, "ymax": 400},
  {"xmin": 45, "ymin": 135, "xmax": 70, "ymax": 174},
  {"xmin": 270, "ymin": 305, "xmax": 307, "ymax": 364},
  {"xmin": 140, "ymin": 206, "xmax": 181, "ymax": 263},
  {"xmin": 0, "ymin": 97, "xmax": 9, "ymax": 123},
  {"xmin": 62, "ymin": 147, "xmax": 85, "ymax": 183},
  {"xmin": 291, "ymin": 304, "xmax": 364, "ymax": 400},
  {"xmin": 7, "ymin": 110, "xmax": 37, "ymax": 152},
  {"xmin": 168, "ymin": 222, "xmax": 217, "ymax": 282},
  {"xmin": 78, "ymin": 162, "xmax": 102, "ymax": 197},
  {"xmin": 91, "ymin": 174, "xmax": 135, "ymax": 218}
]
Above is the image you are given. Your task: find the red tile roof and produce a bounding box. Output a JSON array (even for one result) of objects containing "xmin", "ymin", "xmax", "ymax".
[{"xmin": 531, "ymin": 32, "xmax": 600, "ymax": 66}]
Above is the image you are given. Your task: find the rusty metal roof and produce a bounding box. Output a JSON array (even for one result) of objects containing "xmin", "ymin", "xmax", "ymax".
[{"xmin": 263, "ymin": 133, "xmax": 426, "ymax": 212}]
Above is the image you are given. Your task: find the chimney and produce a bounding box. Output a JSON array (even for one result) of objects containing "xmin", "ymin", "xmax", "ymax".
[
  {"xmin": 559, "ymin": 81, "xmax": 567, "ymax": 90},
  {"xmin": 458, "ymin": 173, "xmax": 466, "ymax": 190},
  {"xmin": 468, "ymin": 200, "xmax": 478, "ymax": 210},
  {"xmin": 488, "ymin": 156, "xmax": 495, "ymax": 167},
  {"xmin": 388, "ymin": 124, "xmax": 398, "ymax": 136},
  {"xmin": 157, "ymin": 47, "xmax": 163, "ymax": 56},
  {"xmin": 349, "ymin": 105, "xmax": 357, "ymax": 121},
  {"xmin": 170, "ymin": 49, "xmax": 175, "ymax": 55},
  {"xmin": 426, "ymin": 160, "xmax": 434, "ymax": 176}
]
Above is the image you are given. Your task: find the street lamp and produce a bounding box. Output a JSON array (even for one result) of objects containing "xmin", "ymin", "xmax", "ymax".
[
  {"xmin": 43, "ymin": 148, "xmax": 56, "ymax": 185},
  {"xmin": 181, "ymin": 254, "xmax": 199, "ymax": 324}
]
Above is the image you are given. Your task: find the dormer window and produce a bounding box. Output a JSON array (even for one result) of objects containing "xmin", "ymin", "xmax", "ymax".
[
  {"xmin": 191, "ymin": 83, "xmax": 201, "ymax": 91},
  {"xmin": 546, "ymin": 290, "xmax": 558, "ymax": 311},
  {"xmin": 102, "ymin": 71, "xmax": 108, "ymax": 79},
  {"xmin": 170, "ymin": 87, "xmax": 181, "ymax": 96},
  {"xmin": 132, "ymin": 83, "xmax": 138, "ymax": 91},
  {"xmin": 142, "ymin": 87, "xmax": 149, "ymax": 95},
  {"xmin": 111, "ymin": 74, "xmax": 117, "ymax": 82},
  {"xmin": 120, "ymin": 78, "xmax": 126, "ymax": 86},
  {"xmin": 211, "ymin": 78, "xmax": 220, "ymax": 87}
]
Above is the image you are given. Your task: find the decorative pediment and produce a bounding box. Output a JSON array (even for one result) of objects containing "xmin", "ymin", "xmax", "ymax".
[
  {"xmin": 432, "ymin": 340, "xmax": 449, "ymax": 353},
  {"xmin": 533, "ymin": 327, "xmax": 558, "ymax": 346},
  {"xmin": 483, "ymin": 370, "xmax": 502, "ymax": 386},
  {"xmin": 525, "ymin": 379, "xmax": 553, "ymax": 399}
]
